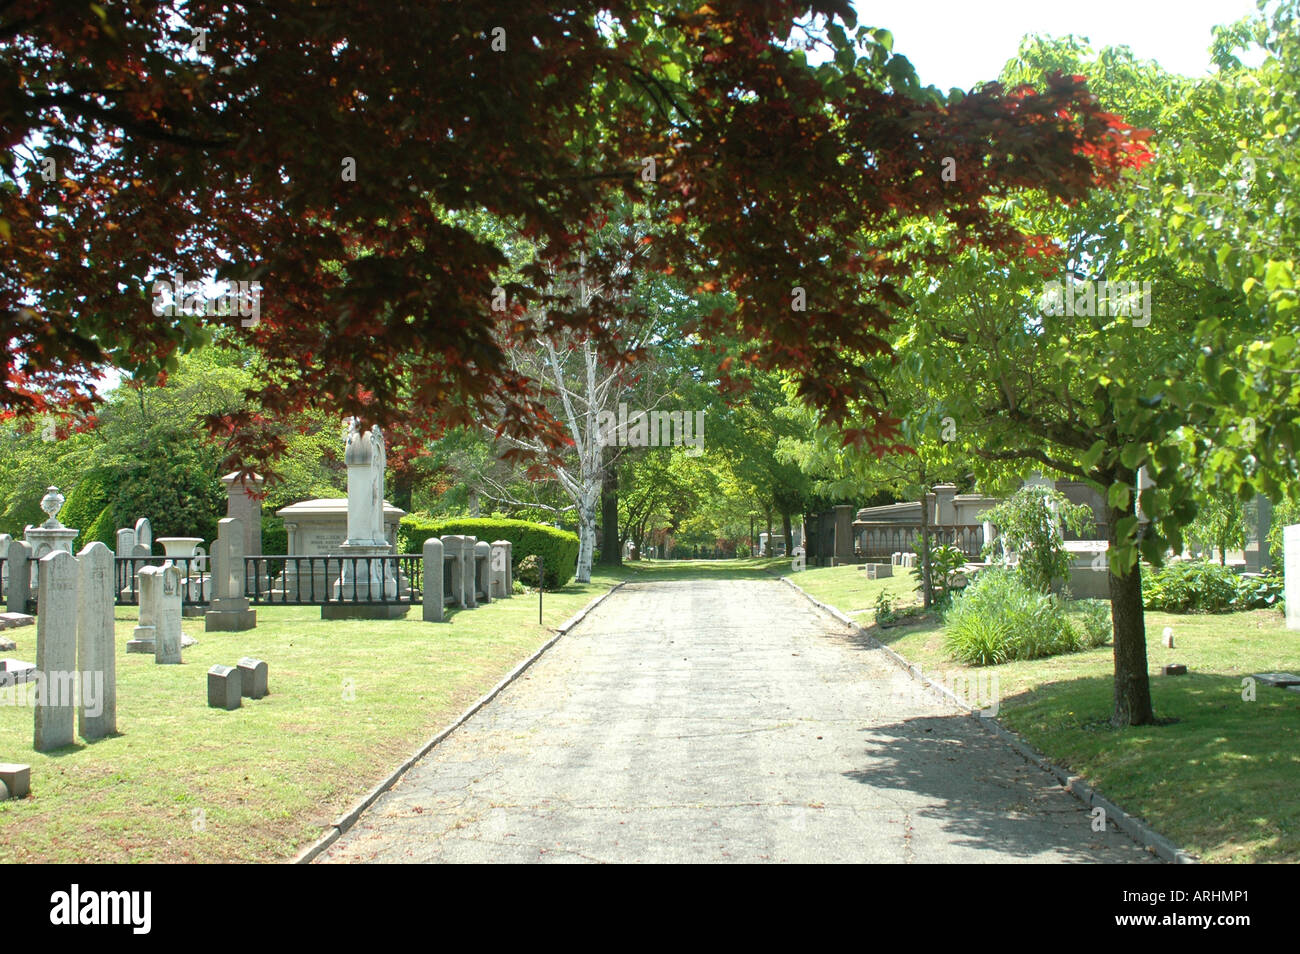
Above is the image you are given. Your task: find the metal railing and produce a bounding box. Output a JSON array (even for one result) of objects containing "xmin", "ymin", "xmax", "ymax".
[
  {"xmin": 244, "ymin": 554, "xmax": 422, "ymax": 606},
  {"xmin": 115, "ymin": 556, "xmax": 210, "ymax": 606}
]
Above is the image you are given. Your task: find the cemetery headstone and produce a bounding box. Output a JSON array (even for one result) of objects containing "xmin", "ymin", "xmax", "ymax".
[
  {"xmin": 34, "ymin": 550, "xmax": 77, "ymax": 751},
  {"xmin": 207, "ymin": 665, "xmax": 242, "ymax": 709},
  {"xmin": 0, "ymin": 532, "xmax": 9, "ymax": 600},
  {"xmin": 134, "ymin": 517, "xmax": 153, "ymax": 552},
  {"xmin": 422, "ymin": 537, "xmax": 444, "ymax": 622},
  {"xmin": 5, "ymin": 539, "xmax": 32, "ymax": 614},
  {"xmin": 206, "ymin": 517, "xmax": 257, "ymax": 632},
  {"xmin": 154, "ymin": 563, "xmax": 184, "ymax": 664},
  {"xmin": 76, "ymin": 542, "xmax": 116, "ymax": 740},
  {"xmin": 115, "ymin": 528, "xmax": 136, "ymax": 558},
  {"xmin": 237, "ymin": 657, "xmax": 268, "ymax": 699},
  {"xmin": 128, "ymin": 566, "xmax": 161, "ymax": 654},
  {"xmin": 1252, "ymin": 672, "xmax": 1300, "ymax": 688}
]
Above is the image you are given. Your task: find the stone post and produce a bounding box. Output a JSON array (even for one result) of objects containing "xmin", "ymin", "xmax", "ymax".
[
  {"xmin": 474, "ymin": 540, "xmax": 492, "ymax": 604},
  {"xmin": 76, "ymin": 542, "xmax": 116, "ymax": 740},
  {"xmin": 34, "ymin": 550, "xmax": 77, "ymax": 751},
  {"xmin": 422, "ymin": 537, "xmax": 444, "ymax": 622},
  {"xmin": 461, "ymin": 536, "xmax": 479, "ymax": 608},
  {"xmin": 221, "ymin": 471, "xmax": 264, "ymax": 559},
  {"xmin": 490, "ymin": 540, "xmax": 512, "ymax": 599},
  {"xmin": 0, "ymin": 533, "xmax": 9, "ymax": 601},
  {"xmin": 206, "ymin": 517, "xmax": 257, "ymax": 632}
]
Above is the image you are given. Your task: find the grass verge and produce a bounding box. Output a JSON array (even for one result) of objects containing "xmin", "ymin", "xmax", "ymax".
[
  {"xmin": 0, "ymin": 570, "xmax": 621, "ymax": 862},
  {"xmin": 789, "ymin": 562, "xmax": 1300, "ymax": 863}
]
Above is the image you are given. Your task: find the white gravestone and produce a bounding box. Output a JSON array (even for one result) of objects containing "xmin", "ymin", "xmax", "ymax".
[
  {"xmin": 134, "ymin": 518, "xmax": 152, "ymax": 552},
  {"xmin": 128, "ymin": 566, "xmax": 160, "ymax": 654},
  {"xmin": 34, "ymin": 550, "xmax": 77, "ymax": 751},
  {"xmin": 6, "ymin": 539, "xmax": 31, "ymax": 614},
  {"xmin": 0, "ymin": 533, "xmax": 10, "ymax": 600},
  {"xmin": 77, "ymin": 542, "xmax": 116, "ymax": 740},
  {"xmin": 155, "ymin": 564, "xmax": 184, "ymax": 664}
]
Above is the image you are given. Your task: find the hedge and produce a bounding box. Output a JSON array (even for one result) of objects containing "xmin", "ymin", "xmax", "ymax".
[{"xmin": 398, "ymin": 516, "xmax": 579, "ymax": 589}]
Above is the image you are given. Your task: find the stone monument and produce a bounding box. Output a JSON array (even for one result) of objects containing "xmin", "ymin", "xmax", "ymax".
[
  {"xmin": 206, "ymin": 517, "xmax": 257, "ymax": 632},
  {"xmin": 221, "ymin": 471, "xmax": 264, "ymax": 559},
  {"xmin": 326, "ymin": 419, "xmax": 403, "ymax": 619}
]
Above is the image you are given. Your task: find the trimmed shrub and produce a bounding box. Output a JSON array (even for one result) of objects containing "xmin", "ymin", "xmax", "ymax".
[
  {"xmin": 84, "ymin": 504, "xmax": 118, "ymax": 551},
  {"xmin": 399, "ymin": 515, "xmax": 579, "ymax": 588},
  {"xmin": 262, "ymin": 515, "xmax": 288, "ymax": 557},
  {"xmin": 516, "ymin": 553, "xmax": 568, "ymax": 591},
  {"xmin": 944, "ymin": 567, "xmax": 1090, "ymax": 665},
  {"xmin": 59, "ymin": 470, "xmax": 117, "ymax": 550}
]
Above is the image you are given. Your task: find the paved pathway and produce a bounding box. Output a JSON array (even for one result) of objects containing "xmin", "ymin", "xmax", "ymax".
[{"xmin": 320, "ymin": 578, "xmax": 1152, "ymax": 863}]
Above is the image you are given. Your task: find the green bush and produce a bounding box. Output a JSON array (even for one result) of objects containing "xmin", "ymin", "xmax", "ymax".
[
  {"xmin": 1143, "ymin": 559, "xmax": 1284, "ymax": 613},
  {"xmin": 262, "ymin": 515, "xmax": 288, "ymax": 556},
  {"xmin": 516, "ymin": 553, "xmax": 567, "ymax": 591},
  {"xmin": 398, "ymin": 516, "xmax": 579, "ymax": 588},
  {"xmin": 84, "ymin": 504, "xmax": 118, "ymax": 551},
  {"xmin": 944, "ymin": 567, "xmax": 1094, "ymax": 665},
  {"xmin": 59, "ymin": 470, "xmax": 116, "ymax": 550},
  {"xmin": 1072, "ymin": 599, "xmax": 1112, "ymax": 648}
]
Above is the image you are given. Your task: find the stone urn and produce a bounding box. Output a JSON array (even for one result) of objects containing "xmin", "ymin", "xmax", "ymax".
[{"xmin": 156, "ymin": 537, "xmax": 204, "ymax": 559}]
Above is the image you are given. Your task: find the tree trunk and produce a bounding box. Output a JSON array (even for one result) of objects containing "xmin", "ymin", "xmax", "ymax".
[
  {"xmin": 764, "ymin": 507, "xmax": 773, "ymax": 557},
  {"xmin": 1107, "ymin": 500, "xmax": 1155, "ymax": 726},
  {"xmin": 781, "ymin": 512, "xmax": 793, "ymax": 557},
  {"xmin": 575, "ymin": 497, "xmax": 596, "ymax": 583},
  {"xmin": 598, "ymin": 451, "xmax": 621, "ymax": 566}
]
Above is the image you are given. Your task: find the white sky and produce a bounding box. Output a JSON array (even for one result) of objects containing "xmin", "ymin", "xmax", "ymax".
[{"xmin": 851, "ymin": 0, "xmax": 1265, "ymax": 89}]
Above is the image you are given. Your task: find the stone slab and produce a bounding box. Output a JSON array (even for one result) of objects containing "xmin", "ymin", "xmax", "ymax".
[
  {"xmin": 1161, "ymin": 664, "xmax": 1188, "ymax": 676},
  {"xmin": 0, "ymin": 658, "xmax": 36, "ymax": 687},
  {"xmin": 0, "ymin": 763, "xmax": 30, "ymax": 799},
  {"xmin": 1253, "ymin": 672, "xmax": 1300, "ymax": 687},
  {"xmin": 321, "ymin": 603, "xmax": 408, "ymax": 620},
  {"xmin": 0, "ymin": 612, "xmax": 34, "ymax": 631},
  {"xmin": 237, "ymin": 657, "xmax": 268, "ymax": 699},
  {"xmin": 207, "ymin": 665, "xmax": 242, "ymax": 710},
  {"xmin": 205, "ymin": 606, "xmax": 257, "ymax": 632}
]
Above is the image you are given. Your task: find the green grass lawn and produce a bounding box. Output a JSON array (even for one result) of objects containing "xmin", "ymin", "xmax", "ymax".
[
  {"xmin": 790, "ymin": 562, "xmax": 1300, "ymax": 863},
  {"xmin": 0, "ymin": 571, "xmax": 623, "ymax": 863}
]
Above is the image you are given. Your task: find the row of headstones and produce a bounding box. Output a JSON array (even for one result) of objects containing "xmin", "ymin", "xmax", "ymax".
[
  {"xmin": 0, "ymin": 518, "xmax": 152, "ymax": 608},
  {"xmin": 421, "ymin": 536, "xmax": 512, "ymax": 623}
]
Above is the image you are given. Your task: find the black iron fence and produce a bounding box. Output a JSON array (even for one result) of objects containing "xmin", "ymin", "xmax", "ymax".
[
  {"xmin": 244, "ymin": 554, "xmax": 423, "ymax": 606},
  {"xmin": 114, "ymin": 556, "xmax": 210, "ymax": 606}
]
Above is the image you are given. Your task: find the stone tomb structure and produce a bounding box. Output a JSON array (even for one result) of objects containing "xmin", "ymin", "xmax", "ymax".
[{"xmin": 274, "ymin": 498, "xmax": 405, "ymax": 603}]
